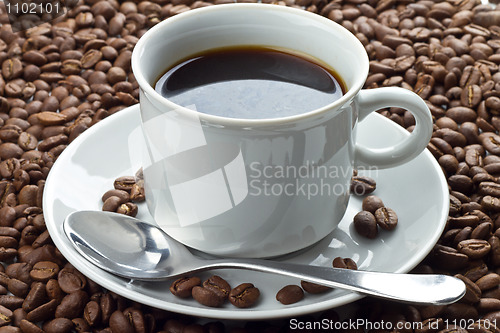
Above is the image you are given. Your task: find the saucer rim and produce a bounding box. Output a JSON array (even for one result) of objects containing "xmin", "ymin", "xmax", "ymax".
[{"xmin": 43, "ymin": 104, "xmax": 449, "ymax": 320}]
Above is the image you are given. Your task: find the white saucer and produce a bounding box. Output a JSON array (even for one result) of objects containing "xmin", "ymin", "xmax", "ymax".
[{"xmin": 43, "ymin": 104, "xmax": 448, "ymax": 320}]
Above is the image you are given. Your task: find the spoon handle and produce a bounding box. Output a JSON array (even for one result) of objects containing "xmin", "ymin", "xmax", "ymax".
[{"xmin": 197, "ymin": 259, "xmax": 465, "ymax": 305}]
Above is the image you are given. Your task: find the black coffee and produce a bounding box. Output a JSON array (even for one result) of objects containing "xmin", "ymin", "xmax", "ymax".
[{"xmin": 155, "ymin": 46, "xmax": 346, "ymax": 119}]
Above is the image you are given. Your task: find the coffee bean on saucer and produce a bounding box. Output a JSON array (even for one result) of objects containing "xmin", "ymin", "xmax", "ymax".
[
  {"xmin": 113, "ymin": 176, "xmax": 136, "ymax": 192},
  {"xmin": 116, "ymin": 202, "xmax": 138, "ymax": 217},
  {"xmin": 101, "ymin": 189, "xmax": 129, "ymax": 203},
  {"xmin": 276, "ymin": 285, "xmax": 304, "ymax": 305},
  {"xmin": 374, "ymin": 207, "xmax": 398, "ymax": 231},
  {"xmin": 362, "ymin": 195, "xmax": 385, "ymax": 214},
  {"xmin": 229, "ymin": 283, "xmax": 260, "ymax": 308},
  {"xmin": 350, "ymin": 176, "xmax": 376, "ymax": 196},
  {"xmin": 353, "ymin": 211, "xmax": 378, "ymax": 239},
  {"xmin": 300, "ymin": 280, "xmax": 331, "ymax": 294},
  {"xmin": 129, "ymin": 183, "xmax": 145, "ymax": 202},
  {"xmin": 169, "ymin": 276, "xmax": 201, "ymax": 298},
  {"xmin": 332, "ymin": 257, "xmax": 358, "ymax": 270},
  {"xmin": 192, "ymin": 286, "xmax": 225, "ymax": 308},
  {"xmin": 202, "ymin": 275, "xmax": 231, "ymax": 301},
  {"xmin": 102, "ymin": 196, "xmax": 122, "ymax": 212}
]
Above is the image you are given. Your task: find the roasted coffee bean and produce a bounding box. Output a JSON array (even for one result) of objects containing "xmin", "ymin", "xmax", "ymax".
[
  {"xmin": 276, "ymin": 285, "xmax": 304, "ymax": 305},
  {"xmin": 191, "ymin": 286, "xmax": 225, "ymax": 308},
  {"xmin": 455, "ymin": 274, "xmax": 481, "ymax": 303},
  {"xmin": 229, "ymin": 283, "xmax": 260, "ymax": 308},
  {"xmin": 353, "ymin": 211, "xmax": 378, "ymax": 239},
  {"xmin": 0, "ymin": 326, "xmax": 21, "ymax": 333},
  {"xmin": 361, "ymin": 195, "xmax": 384, "ymax": 214},
  {"xmin": 37, "ymin": 112, "xmax": 67, "ymax": 126},
  {"xmin": 477, "ymin": 298, "xmax": 500, "ymax": 313},
  {"xmin": 479, "ymin": 182, "xmax": 500, "ymax": 197},
  {"xmin": 30, "ymin": 261, "xmax": 59, "ymax": 282},
  {"xmin": 202, "ymin": 275, "xmax": 231, "ymax": 301},
  {"xmin": 482, "ymin": 196, "xmax": 500, "ymax": 212},
  {"xmin": 461, "ymin": 84, "xmax": 482, "ymax": 107},
  {"xmin": 57, "ymin": 267, "xmax": 87, "ymax": 293},
  {"xmin": 116, "ymin": 202, "xmax": 138, "ymax": 216},
  {"xmin": 471, "ymin": 222, "xmax": 492, "ymax": 240},
  {"xmin": 163, "ymin": 319, "xmax": 185, "ymax": 333},
  {"xmin": 350, "ymin": 176, "xmax": 376, "ymax": 195},
  {"xmin": 23, "ymin": 282, "xmax": 46, "ymax": 312},
  {"xmin": 300, "ymin": 280, "xmax": 331, "ymax": 294},
  {"xmin": 432, "ymin": 245, "xmax": 468, "ymax": 270},
  {"xmin": 18, "ymin": 133, "xmax": 37, "ymax": 151},
  {"xmin": 26, "ymin": 299, "xmax": 58, "ymax": 322},
  {"xmin": 42, "ymin": 318, "xmax": 74, "ymax": 333},
  {"xmin": 332, "ymin": 257, "xmax": 358, "ymax": 270},
  {"xmin": 169, "ymin": 276, "xmax": 201, "ymax": 298},
  {"xmin": 446, "ymin": 106, "xmax": 477, "ymax": 124},
  {"xmin": 465, "ymin": 148, "xmax": 483, "ymax": 167},
  {"xmin": 7, "ymin": 279, "xmax": 29, "ymax": 298},
  {"xmin": 6, "ymin": 263, "xmax": 32, "ymax": 284},
  {"xmin": 0, "ymin": 305, "xmax": 13, "ymax": 326},
  {"xmin": 443, "ymin": 303, "xmax": 478, "ymax": 320},
  {"xmin": 113, "ymin": 176, "xmax": 136, "ymax": 192},
  {"xmin": 476, "ymin": 273, "xmax": 500, "ymax": 291},
  {"xmin": 101, "ymin": 189, "xmax": 129, "ymax": 203},
  {"xmin": 0, "ymin": 143, "xmax": 23, "ymax": 160},
  {"xmin": 130, "ymin": 183, "xmax": 145, "ymax": 202},
  {"xmin": 19, "ymin": 319, "xmax": 43, "ymax": 333},
  {"xmin": 123, "ymin": 307, "xmax": 146, "ymax": 333},
  {"xmin": 481, "ymin": 133, "xmax": 500, "ymax": 155},
  {"xmin": 72, "ymin": 318, "xmax": 90, "ymax": 333},
  {"xmin": 489, "ymin": 235, "xmax": 500, "ymax": 266},
  {"xmin": 457, "ymin": 239, "xmax": 491, "ymax": 259},
  {"xmin": 83, "ymin": 300, "xmax": 101, "ymax": 327},
  {"xmin": 45, "ymin": 279, "xmax": 63, "ymax": 303},
  {"xmin": 2, "ymin": 59, "xmax": 23, "ymax": 80},
  {"xmin": 81, "ymin": 50, "xmax": 103, "ymax": 69},
  {"xmin": 102, "ymin": 196, "xmax": 122, "ymax": 212},
  {"xmin": 98, "ymin": 293, "xmax": 115, "ymax": 325},
  {"xmin": 55, "ymin": 290, "xmax": 88, "ymax": 319},
  {"xmin": 374, "ymin": 207, "xmax": 398, "ymax": 231},
  {"xmin": 439, "ymin": 154, "xmax": 459, "ymax": 174},
  {"xmin": 448, "ymin": 174, "xmax": 474, "ymax": 194}
]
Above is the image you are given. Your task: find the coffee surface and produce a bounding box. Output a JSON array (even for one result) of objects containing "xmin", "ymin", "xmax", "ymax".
[{"xmin": 155, "ymin": 47, "xmax": 346, "ymax": 119}]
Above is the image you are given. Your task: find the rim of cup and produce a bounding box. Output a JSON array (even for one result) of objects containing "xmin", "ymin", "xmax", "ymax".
[{"xmin": 132, "ymin": 3, "xmax": 369, "ymax": 126}]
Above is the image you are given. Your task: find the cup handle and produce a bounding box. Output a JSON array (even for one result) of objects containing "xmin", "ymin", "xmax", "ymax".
[{"xmin": 355, "ymin": 87, "xmax": 433, "ymax": 169}]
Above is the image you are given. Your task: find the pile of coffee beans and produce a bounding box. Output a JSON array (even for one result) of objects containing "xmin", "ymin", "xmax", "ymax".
[
  {"xmin": 170, "ymin": 275, "xmax": 261, "ymax": 309},
  {"xmin": 351, "ymin": 174, "xmax": 399, "ymax": 239},
  {"xmin": 351, "ymin": 177, "xmax": 399, "ymax": 239},
  {"xmin": 101, "ymin": 175, "xmax": 144, "ymax": 216},
  {"xmin": 2, "ymin": 0, "xmax": 500, "ymax": 331}
]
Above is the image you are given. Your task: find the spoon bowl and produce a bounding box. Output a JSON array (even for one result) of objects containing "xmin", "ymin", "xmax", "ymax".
[
  {"xmin": 64, "ymin": 210, "xmax": 466, "ymax": 305},
  {"xmin": 64, "ymin": 210, "xmax": 205, "ymax": 280}
]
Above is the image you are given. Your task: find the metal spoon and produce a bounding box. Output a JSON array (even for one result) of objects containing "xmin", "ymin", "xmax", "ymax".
[{"xmin": 63, "ymin": 210, "xmax": 465, "ymax": 305}]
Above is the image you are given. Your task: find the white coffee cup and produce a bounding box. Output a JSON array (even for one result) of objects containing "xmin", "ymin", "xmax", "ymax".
[{"xmin": 132, "ymin": 3, "xmax": 433, "ymax": 258}]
